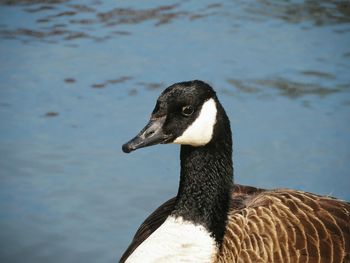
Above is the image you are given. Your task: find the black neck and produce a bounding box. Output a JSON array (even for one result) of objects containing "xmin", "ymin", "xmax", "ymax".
[{"xmin": 172, "ymin": 104, "xmax": 233, "ymax": 245}]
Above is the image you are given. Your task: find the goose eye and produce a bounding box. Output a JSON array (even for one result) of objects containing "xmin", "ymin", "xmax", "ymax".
[{"xmin": 181, "ymin": 105, "xmax": 194, "ymax": 117}]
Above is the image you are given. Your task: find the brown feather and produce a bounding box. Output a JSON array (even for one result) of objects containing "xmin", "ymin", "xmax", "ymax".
[
  {"xmin": 119, "ymin": 185, "xmax": 350, "ymax": 263},
  {"xmin": 216, "ymin": 189, "xmax": 350, "ymax": 263}
]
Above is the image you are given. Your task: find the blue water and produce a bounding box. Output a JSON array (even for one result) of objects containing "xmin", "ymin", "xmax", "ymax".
[{"xmin": 0, "ymin": 0, "xmax": 349, "ymax": 262}]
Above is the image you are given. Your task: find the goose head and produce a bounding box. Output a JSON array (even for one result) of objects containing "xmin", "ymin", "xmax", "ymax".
[
  {"xmin": 122, "ymin": 80, "xmax": 226, "ymax": 153},
  {"xmin": 121, "ymin": 80, "xmax": 234, "ymax": 257}
]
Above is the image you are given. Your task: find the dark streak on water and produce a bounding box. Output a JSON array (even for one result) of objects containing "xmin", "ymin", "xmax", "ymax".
[
  {"xmin": 44, "ymin": 111, "xmax": 59, "ymax": 117},
  {"xmin": 0, "ymin": 2, "xmax": 224, "ymax": 43},
  {"xmin": 91, "ymin": 76, "xmax": 133, "ymax": 89},
  {"xmin": 245, "ymin": 0, "xmax": 350, "ymax": 25},
  {"xmin": 64, "ymin": 78, "xmax": 76, "ymax": 83},
  {"xmin": 137, "ymin": 82, "xmax": 164, "ymax": 90},
  {"xmin": 227, "ymin": 78, "xmax": 350, "ymax": 99},
  {"xmin": 300, "ymin": 70, "xmax": 336, "ymax": 80}
]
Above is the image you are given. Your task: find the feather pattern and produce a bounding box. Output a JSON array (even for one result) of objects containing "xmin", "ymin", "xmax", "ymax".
[
  {"xmin": 120, "ymin": 185, "xmax": 350, "ymax": 263},
  {"xmin": 217, "ymin": 189, "xmax": 350, "ymax": 263}
]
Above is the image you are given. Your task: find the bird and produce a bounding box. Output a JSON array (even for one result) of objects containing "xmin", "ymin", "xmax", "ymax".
[{"xmin": 120, "ymin": 80, "xmax": 350, "ymax": 262}]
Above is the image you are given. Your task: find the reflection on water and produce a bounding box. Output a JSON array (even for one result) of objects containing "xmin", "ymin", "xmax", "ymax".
[
  {"xmin": 4, "ymin": 1, "xmax": 347, "ymax": 45},
  {"xmin": 0, "ymin": 2, "xmax": 223, "ymax": 43},
  {"xmin": 246, "ymin": 0, "xmax": 350, "ymax": 25},
  {"xmin": 91, "ymin": 76, "xmax": 133, "ymax": 89},
  {"xmin": 300, "ymin": 70, "xmax": 336, "ymax": 79},
  {"xmin": 44, "ymin": 111, "xmax": 59, "ymax": 117},
  {"xmin": 136, "ymin": 82, "xmax": 164, "ymax": 91},
  {"xmin": 227, "ymin": 77, "xmax": 350, "ymax": 99},
  {"xmin": 63, "ymin": 77, "xmax": 76, "ymax": 83},
  {"xmin": 0, "ymin": 0, "xmax": 350, "ymax": 263}
]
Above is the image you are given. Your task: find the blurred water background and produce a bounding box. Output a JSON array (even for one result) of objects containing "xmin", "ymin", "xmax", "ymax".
[{"xmin": 0, "ymin": 0, "xmax": 349, "ymax": 262}]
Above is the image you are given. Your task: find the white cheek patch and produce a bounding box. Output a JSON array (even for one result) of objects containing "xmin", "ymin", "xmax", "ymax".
[{"xmin": 174, "ymin": 98, "xmax": 217, "ymax": 146}]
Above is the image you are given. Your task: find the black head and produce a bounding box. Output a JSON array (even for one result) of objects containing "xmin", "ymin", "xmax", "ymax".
[{"xmin": 122, "ymin": 80, "xmax": 221, "ymax": 153}]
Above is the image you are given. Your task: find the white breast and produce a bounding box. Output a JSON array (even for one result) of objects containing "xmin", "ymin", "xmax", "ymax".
[{"xmin": 125, "ymin": 216, "xmax": 218, "ymax": 263}]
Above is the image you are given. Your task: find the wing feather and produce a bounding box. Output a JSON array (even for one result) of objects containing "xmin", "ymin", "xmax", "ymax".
[
  {"xmin": 217, "ymin": 189, "xmax": 350, "ymax": 263},
  {"xmin": 119, "ymin": 186, "xmax": 350, "ymax": 263}
]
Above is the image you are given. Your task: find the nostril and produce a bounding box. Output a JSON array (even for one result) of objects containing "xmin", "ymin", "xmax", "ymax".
[{"xmin": 145, "ymin": 130, "xmax": 155, "ymax": 137}]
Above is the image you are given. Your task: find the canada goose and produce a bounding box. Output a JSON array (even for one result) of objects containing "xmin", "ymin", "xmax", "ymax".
[{"xmin": 120, "ymin": 80, "xmax": 350, "ymax": 262}]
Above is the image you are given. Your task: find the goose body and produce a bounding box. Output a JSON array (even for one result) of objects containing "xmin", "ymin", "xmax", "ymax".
[{"xmin": 120, "ymin": 80, "xmax": 350, "ymax": 263}]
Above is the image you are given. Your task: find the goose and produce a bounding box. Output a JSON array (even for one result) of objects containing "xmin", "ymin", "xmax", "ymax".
[{"xmin": 120, "ymin": 80, "xmax": 350, "ymax": 262}]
